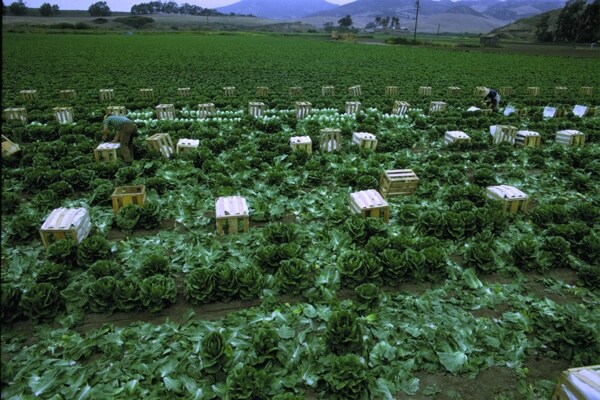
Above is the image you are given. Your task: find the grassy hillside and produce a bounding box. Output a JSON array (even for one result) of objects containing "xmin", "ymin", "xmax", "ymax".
[{"xmin": 491, "ymin": 8, "xmax": 561, "ymax": 40}]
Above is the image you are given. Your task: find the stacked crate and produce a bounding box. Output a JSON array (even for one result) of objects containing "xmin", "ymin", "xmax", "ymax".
[
  {"xmin": 290, "ymin": 136, "xmax": 312, "ymax": 155},
  {"xmin": 111, "ymin": 185, "xmax": 146, "ymax": 214},
  {"xmin": 556, "ymin": 130, "xmax": 585, "ymax": 147},
  {"xmin": 320, "ymin": 128, "xmax": 341, "ymax": 152},
  {"xmin": 392, "ymin": 101, "xmax": 410, "ymax": 116},
  {"xmin": 486, "ymin": 185, "xmax": 529, "ymax": 214},
  {"xmin": 345, "ymin": 101, "xmax": 361, "ymax": 115},
  {"xmin": 295, "ymin": 101, "xmax": 312, "ymax": 119},
  {"xmin": 216, "ymin": 196, "xmax": 249, "ymax": 235},
  {"xmin": 178, "ymin": 87, "xmax": 191, "ymax": 97},
  {"xmin": 139, "ymin": 88, "xmax": 154, "ymax": 99},
  {"xmin": 515, "ymin": 131, "xmax": 541, "ymax": 147},
  {"xmin": 352, "ymin": 132, "xmax": 377, "ymax": 150},
  {"xmin": 490, "ymin": 125, "xmax": 518, "ymax": 145},
  {"xmin": 429, "ymin": 101, "xmax": 447, "ymax": 114},
  {"xmin": 444, "ymin": 131, "xmax": 471, "ymax": 145},
  {"xmin": 106, "ymin": 106, "xmax": 127, "ymax": 116},
  {"xmin": 248, "ymin": 102, "xmax": 265, "ymax": 117},
  {"xmin": 3, "ymin": 108, "xmax": 27, "ymax": 123},
  {"xmin": 39, "ymin": 207, "xmax": 92, "ymax": 248},
  {"xmin": 256, "ymin": 86, "xmax": 269, "ymax": 97},
  {"xmin": 198, "ymin": 103, "xmax": 216, "ymax": 118},
  {"xmin": 20, "ymin": 90, "xmax": 38, "ymax": 101},
  {"xmin": 223, "ymin": 87, "xmax": 236, "ymax": 97},
  {"xmin": 379, "ymin": 169, "xmax": 419, "ymax": 198},
  {"xmin": 99, "ymin": 89, "xmax": 114, "ymax": 101},
  {"xmin": 156, "ymin": 104, "xmax": 175, "ymax": 120},
  {"xmin": 176, "ymin": 138, "xmax": 200, "ymax": 154},
  {"xmin": 94, "ymin": 143, "xmax": 120, "ymax": 162},
  {"xmin": 54, "ymin": 107, "xmax": 74, "ymax": 123},
  {"xmin": 147, "ymin": 133, "xmax": 175, "ymax": 159},
  {"xmin": 349, "ymin": 189, "xmax": 390, "ymax": 223}
]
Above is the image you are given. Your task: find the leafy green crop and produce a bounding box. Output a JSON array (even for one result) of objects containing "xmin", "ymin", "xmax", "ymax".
[
  {"xmin": 326, "ymin": 310, "xmax": 364, "ymax": 355},
  {"xmin": 140, "ymin": 275, "xmax": 177, "ymax": 312},
  {"xmin": 19, "ymin": 282, "xmax": 62, "ymax": 322},
  {"xmin": 184, "ymin": 267, "xmax": 215, "ymax": 304}
]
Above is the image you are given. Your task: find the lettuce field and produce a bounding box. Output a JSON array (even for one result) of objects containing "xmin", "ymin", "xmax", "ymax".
[{"xmin": 1, "ymin": 32, "xmax": 599, "ymax": 399}]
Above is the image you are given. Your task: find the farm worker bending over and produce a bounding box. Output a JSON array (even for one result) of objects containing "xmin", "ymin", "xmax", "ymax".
[
  {"xmin": 483, "ymin": 87, "xmax": 501, "ymax": 111},
  {"xmin": 102, "ymin": 115, "xmax": 137, "ymax": 164}
]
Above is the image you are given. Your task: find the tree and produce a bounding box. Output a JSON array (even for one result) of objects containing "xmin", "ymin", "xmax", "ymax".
[
  {"xmin": 88, "ymin": 1, "xmax": 111, "ymax": 17},
  {"xmin": 579, "ymin": 0, "xmax": 600, "ymax": 42},
  {"xmin": 556, "ymin": 0, "xmax": 586, "ymax": 42},
  {"xmin": 374, "ymin": 16, "xmax": 381, "ymax": 29},
  {"xmin": 9, "ymin": 0, "xmax": 27, "ymax": 15},
  {"xmin": 338, "ymin": 14, "xmax": 353, "ymax": 30},
  {"xmin": 535, "ymin": 13, "xmax": 553, "ymax": 42},
  {"xmin": 381, "ymin": 16, "xmax": 390, "ymax": 29},
  {"xmin": 39, "ymin": 2, "xmax": 59, "ymax": 16},
  {"xmin": 391, "ymin": 16, "xmax": 400, "ymax": 29}
]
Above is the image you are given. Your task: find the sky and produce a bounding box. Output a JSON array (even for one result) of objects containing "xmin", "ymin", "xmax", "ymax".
[{"xmin": 22, "ymin": 0, "xmax": 356, "ymax": 13}]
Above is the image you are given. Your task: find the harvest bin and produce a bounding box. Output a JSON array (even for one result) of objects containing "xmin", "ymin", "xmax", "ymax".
[
  {"xmin": 349, "ymin": 189, "xmax": 390, "ymax": 223},
  {"xmin": 379, "ymin": 169, "xmax": 419, "ymax": 198},
  {"xmin": 2, "ymin": 135, "xmax": 21, "ymax": 158},
  {"xmin": 111, "ymin": 185, "xmax": 146, "ymax": 214},
  {"xmin": 39, "ymin": 207, "xmax": 91, "ymax": 248},
  {"xmin": 290, "ymin": 136, "xmax": 312, "ymax": 155},
  {"xmin": 551, "ymin": 365, "xmax": 599, "ymax": 400},
  {"xmin": 486, "ymin": 185, "xmax": 529, "ymax": 214},
  {"xmin": 216, "ymin": 196, "xmax": 249, "ymax": 235}
]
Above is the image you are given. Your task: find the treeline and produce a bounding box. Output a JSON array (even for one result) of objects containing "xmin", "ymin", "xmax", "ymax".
[
  {"xmin": 536, "ymin": 0, "xmax": 599, "ymax": 43},
  {"xmin": 130, "ymin": 1, "xmax": 251, "ymax": 17}
]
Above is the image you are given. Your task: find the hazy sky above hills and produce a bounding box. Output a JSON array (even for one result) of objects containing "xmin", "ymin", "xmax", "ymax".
[{"xmin": 23, "ymin": 0, "xmax": 356, "ymax": 13}]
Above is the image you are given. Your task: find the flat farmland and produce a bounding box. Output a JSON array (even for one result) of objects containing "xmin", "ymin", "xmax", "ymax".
[{"xmin": 1, "ymin": 32, "xmax": 599, "ymax": 399}]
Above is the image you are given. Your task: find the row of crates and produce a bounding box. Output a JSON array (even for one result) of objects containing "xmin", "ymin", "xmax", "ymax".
[{"xmin": 16, "ymin": 86, "xmax": 595, "ymax": 101}]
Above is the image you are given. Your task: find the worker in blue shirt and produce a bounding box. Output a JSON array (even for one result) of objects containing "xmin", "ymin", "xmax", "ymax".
[
  {"xmin": 102, "ymin": 115, "xmax": 137, "ymax": 164},
  {"xmin": 483, "ymin": 88, "xmax": 501, "ymax": 111}
]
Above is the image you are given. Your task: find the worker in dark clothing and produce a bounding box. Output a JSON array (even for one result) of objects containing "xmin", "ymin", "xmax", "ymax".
[
  {"xmin": 483, "ymin": 87, "xmax": 501, "ymax": 111},
  {"xmin": 102, "ymin": 115, "xmax": 137, "ymax": 164}
]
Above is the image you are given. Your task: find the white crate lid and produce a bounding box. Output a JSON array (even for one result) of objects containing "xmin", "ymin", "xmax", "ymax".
[
  {"xmin": 41, "ymin": 207, "xmax": 89, "ymax": 230},
  {"xmin": 177, "ymin": 138, "xmax": 200, "ymax": 146},
  {"xmin": 216, "ymin": 196, "xmax": 248, "ymax": 217},
  {"xmin": 290, "ymin": 136, "xmax": 311, "ymax": 144},
  {"xmin": 486, "ymin": 185, "xmax": 527, "ymax": 200},
  {"xmin": 97, "ymin": 143, "xmax": 121, "ymax": 150},
  {"xmin": 557, "ymin": 129, "xmax": 583, "ymax": 136},
  {"xmin": 445, "ymin": 131, "xmax": 470, "ymax": 139},
  {"xmin": 517, "ymin": 130, "xmax": 540, "ymax": 137},
  {"xmin": 573, "ymin": 105, "xmax": 588, "ymax": 117},
  {"xmin": 350, "ymin": 189, "xmax": 388, "ymax": 208},
  {"xmin": 353, "ymin": 132, "xmax": 376, "ymax": 141}
]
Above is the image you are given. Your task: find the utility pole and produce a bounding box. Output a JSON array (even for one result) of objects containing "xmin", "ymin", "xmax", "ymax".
[{"xmin": 413, "ymin": 0, "xmax": 420, "ymax": 43}]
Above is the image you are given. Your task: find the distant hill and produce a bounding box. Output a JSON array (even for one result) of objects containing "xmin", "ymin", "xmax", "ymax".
[
  {"xmin": 489, "ymin": 8, "xmax": 562, "ymax": 41},
  {"xmin": 217, "ymin": 0, "xmax": 338, "ymax": 20},
  {"xmin": 444, "ymin": 5, "xmax": 485, "ymax": 17},
  {"xmin": 481, "ymin": 0, "xmax": 565, "ymax": 21}
]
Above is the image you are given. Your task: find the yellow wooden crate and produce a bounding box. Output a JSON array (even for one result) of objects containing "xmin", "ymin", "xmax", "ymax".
[
  {"xmin": 147, "ymin": 133, "xmax": 175, "ymax": 159},
  {"xmin": 3, "ymin": 107, "xmax": 27, "ymax": 123},
  {"xmin": 486, "ymin": 185, "xmax": 529, "ymax": 213},
  {"xmin": 290, "ymin": 136, "xmax": 312, "ymax": 155},
  {"xmin": 99, "ymin": 89, "xmax": 114, "ymax": 101},
  {"xmin": 111, "ymin": 185, "xmax": 146, "ymax": 214},
  {"xmin": 385, "ymin": 86, "xmax": 399, "ymax": 96},
  {"xmin": 2, "ymin": 135, "xmax": 21, "ymax": 158},
  {"xmin": 379, "ymin": 169, "xmax": 419, "ymax": 198},
  {"xmin": 216, "ymin": 196, "xmax": 249, "ymax": 235},
  {"xmin": 39, "ymin": 207, "xmax": 91, "ymax": 248},
  {"xmin": 349, "ymin": 189, "xmax": 390, "ymax": 223},
  {"xmin": 551, "ymin": 365, "xmax": 599, "ymax": 400},
  {"xmin": 94, "ymin": 143, "xmax": 120, "ymax": 162}
]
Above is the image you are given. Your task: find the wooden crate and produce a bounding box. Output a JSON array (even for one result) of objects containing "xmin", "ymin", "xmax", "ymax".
[
  {"xmin": 106, "ymin": 106, "xmax": 127, "ymax": 116},
  {"xmin": 429, "ymin": 101, "xmax": 447, "ymax": 114},
  {"xmin": 349, "ymin": 189, "xmax": 390, "ymax": 223},
  {"xmin": 486, "ymin": 185, "xmax": 529, "ymax": 213},
  {"xmin": 579, "ymin": 86, "xmax": 593, "ymax": 96},
  {"xmin": 99, "ymin": 89, "xmax": 114, "ymax": 101},
  {"xmin": 320, "ymin": 128, "xmax": 341, "ymax": 152},
  {"xmin": 248, "ymin": 102, "xmax": 265, "ymax": 117},
  {"xmin": 155, "ymin": 104, "xmax": 175, "ymax": 120},
  {"xmin": 3, "ymin": 107, "xmax": 27, "ymax": 123},
  {"xmin": 499, "ymin": 86, "xmax": 513, "ymax": 97},
  {"xmin": 345, "ymin": 101, "xmax": 362, "ymax": 115},
  {"xmin": 322, "ymin": 86, "xmax": 335, "ymax": 96},
  {"xmin": 20, "ymin": 90, "xmax": 38, "ymax": 101},
  {"xmin": 556, "ymin": 130, "xmax": 585, "ymax": 147},
  {"xmin": 59, "ymin": 89, "xmax": 76, "ymax": 100},
  {"xmin": 290, "ymin": 136, "xmax": 312, "ymax": 155},
  {"xmin": 178, "ymin": 87, "xmax": 191, "ymax": 97},
  {"xmin": 139, "ymin": 88, "xmax": 154, "ymax": 99},
  {"xmin": 447, "ymin": 86, "xmax": 461, "ymax": 96},
  {"xmin": 551, "ymin": 365, "xmax": 600, "ymax": 400},
  {"xmin": 53, "ymin": 107, "xmax": 73, "ymax": 123},
  {"xmin": 474, "ymin": 86, "xmax": 487, "ymax": 96},
  {"xmin": 385, "ymin": 86, "xmax": 399, "ymax": 96},
  {"xmin": 419, "ymin": 86, "xmax": 432, "ymax": 96},
  {"xmin": 111, "ymin": 185, "xmax": 146, "ymax": 214},
  {"xmin": 554, "ymin": 86, "xmax": 568, "ymax": 96},
  {"xmin": 289, "ymin": 86, "xmax": 303, "ymax": 96},
  {"xmin": 444, "ymin": 131, "xmax": 471, "ymax": 145},
  {"xmin": 223, "ymin": 86, "xmax": 236, "ymax": 97},
  {"xmin": 516, "ymin": 130, "xmax": 541, "ymax": 148},
  {"xmin": 392, "ymin": 101, "xmax": 411, "ymax": 116},
  {"xmin": 526, "ymin": 87, "xmax": 540, "ymax": 96},
  {"xmin": 198, "ymin": 103, "xmax": 216, "ymax": 118},
  {"xmin": 256, "ymin": 86, "xmax": 269, "ymax": 97},
  {"xmin": 215, "ymin": 196, "xmax": 249, "ymax": 235},
  {"xmin": 295, "ymin": 101, "xmax": 312, "ymax": 119},
  {"xmin": 348, "ymin": 85, "xmax": 362, "ymax": 96},
  {"xmin": 94, "ymin": 143, "xmax": 120, "ymax": 162},
  {"xmin": 503, "ymin": 105, "xmax": 527, "ymax": 117},
  {"xmin": 352, "ymin": 132, "xmax": 377, "ymax": 150},
  {"xmin": 147, "ymin": 133, "xmax": 175, "ymax": 159},
  {"xmin": 2, "ymin": 135, "xmax": 21, "ymax": 158},
  {"xmin": 39, "ymin": 207, "xmax": 92, "ymax": 248},
  {"xmin": 379, "ymin": 169, "xmax": 419, "ymax": 198},
  {"xmin": 490, "ymin": 125, "xmax": 518, "ymax": 145},
  {"xmin": 176, "ymin": 138, "xmax": 200, "ymax": 153}
]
